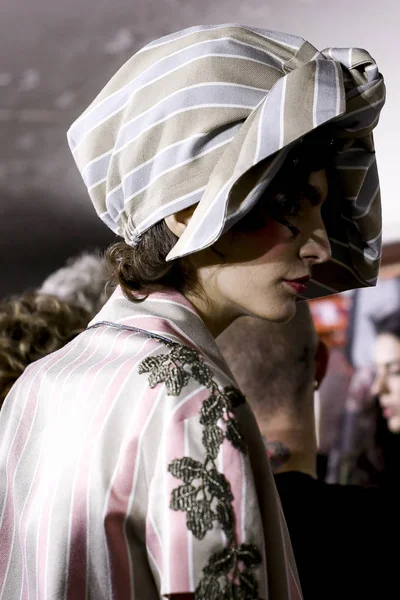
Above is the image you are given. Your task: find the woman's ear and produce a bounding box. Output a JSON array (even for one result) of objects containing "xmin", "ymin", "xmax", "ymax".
[{"xmin": 164, "ymin": 206, "xmax": 196, "ymax": 238}]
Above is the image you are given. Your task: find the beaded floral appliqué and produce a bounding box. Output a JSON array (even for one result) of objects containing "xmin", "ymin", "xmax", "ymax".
[{"xmin": 138, "ymin": 341, "xmax": 262, "ymax": 600}]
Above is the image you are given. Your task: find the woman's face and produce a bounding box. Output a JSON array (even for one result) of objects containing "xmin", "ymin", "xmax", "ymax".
[
  {"xmin": 373, "ymin": 333, "xmax": 400, "ymax": 433},
  {"xmin": 194, "ymin": 169, "xmax": 331, "ymax": 330}
]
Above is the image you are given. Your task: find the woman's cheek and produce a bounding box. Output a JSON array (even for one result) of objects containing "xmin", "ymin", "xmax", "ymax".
[
  {"xmin": 390, "ymin": 378, "xmax": 400, "ymax": 409},
  {"xmin": 245, "ymin": 219, "xmax": 292, "ymax": 257}
]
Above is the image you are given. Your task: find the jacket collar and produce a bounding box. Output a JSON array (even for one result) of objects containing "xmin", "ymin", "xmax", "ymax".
[{"xmin": 89, "ymin": 286, "xmax": 229, "ymax": 374}]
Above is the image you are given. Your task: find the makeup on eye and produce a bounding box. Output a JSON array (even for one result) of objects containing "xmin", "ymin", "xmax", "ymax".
[
  {"xmin": 272, "ymin": 180, "xmax": 327, "ymax": 236},
  {"xmin": 234, "ymin": 172, "xmax": 327, "ymax": 236},
  {"xmin": 386, "ymin": 363, "xmax": 400, "ymax": 376},
  {"xmin": 271, "ymin": 214, "xmax": 301, "ymax": 237}
]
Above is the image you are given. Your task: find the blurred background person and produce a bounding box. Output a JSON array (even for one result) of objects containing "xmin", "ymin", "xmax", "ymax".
[
  {"xmin": 0, "ymin": 252, "xmax": 108, "ymax": 407},
  {"xmin": 0, "ymin": 292, "xmax": 90, "ymax": 406},
  {"xmin": 373, "ymin": 311, "xmax": 400, "ymax": 434},
  {"xmin": 218, "ymin": 302, "xmax": 327, "ymax": 479},
  {"xmin": 329, "ymin": 309, "xmax": 400, "ymax": 487},
  {"xmin": 310, "ymin": 274, "xmax": 400, "ymax": 484},
  {"xmin": 217, "ymin": 303, "xmax": 396, "ymax": 599}
]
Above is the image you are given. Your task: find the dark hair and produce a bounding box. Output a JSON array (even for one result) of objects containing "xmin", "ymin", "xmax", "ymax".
[
  {"xmin": 104, "ymin": 220, "xmax": 197, "ymax": 302},
  {"xmin": 374, "ymin": 311, "xmax": 400, "ymax": 340},
  {"xmin": 0, "ymin": 292, "xmax": 90, "ymax": 406},
  {"xmin": 348, "ymin": 400, "xmax": 399, "ymax": 487},
  {"xmin": 105, "ymin": 130, "xmax": 337, "ymax": 301}
]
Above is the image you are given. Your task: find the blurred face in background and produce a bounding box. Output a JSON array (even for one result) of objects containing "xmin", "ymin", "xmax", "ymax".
[{"xmin": 373, "ymin": 333, "xmax": 400, "ymax": 433}]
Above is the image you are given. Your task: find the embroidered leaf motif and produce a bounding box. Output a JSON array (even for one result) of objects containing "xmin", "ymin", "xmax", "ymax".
[
  {"xmin": 223, "ymin": 386, "xmax": 246, "ymax": 409},
  {"xmin": 205, "ymin": 469, "xmax": 233, "ymax": 502},
  {"xmin": 138, "ymin": 340, "xmax": 261, "ymax": 600},
  {"xmin": 204, "ymin": 547, "xmax": 235, "ymax": 576},
  {"xmin": 222, "ymin": 581, "xmax": 251, "ymax": 600},
  {"xmin": 226, "ymin": 419, "xmax": 247, "ymax": 454},
  {"xmin": 239, "ymin": 571, "xmax": 259, "ymax": 599},
  {"xmin": 164, "ymin": 365, "xmax": 190, "ymax": 395},
  {"xmin": 186, "ymin": 499, "xmax": 215, "ymax": 539},
  {"xmin": 222, "ymin": 583, "xmax": 236, "ymax": 600},
  {"xmin": 223, "ymin": 583, "xmax": 242, "ymax": 600},
  {"xmin": 200, "ymin": 393, "xmax": 224, "ymax": 426},
  {"xmin": 170, "ymin": 484, "xmax": 197, "ymax": 511},
  {"xmin": 236, "ymin": 544, "xmax": 262, "ymax": 568},
  {"xmin": 215, "ymin": 501, "xmax": 234, "ymax": 536},
  {"xmin": 202, "ymin": 425, "xmax": 224, "ymax": 459},
  {"xmin": 147, "ymin": 365, "xmax": 170, "ymax": 388},
  {"xmin": 168, "ymin": 457, "xmax": 203, "ymax": 484},
  {"xmin": 195, "ymin": 575, "xmax": 223, "ymax": 600},
  {"xmin": 171, "ymin": 345, "xmax": 199, "ymax": 363},
  {"xmin": 202, "ymin": 545, "xmax": 261, "ymax": 600},
  {"xmin": 191, "ymin": 362, "xmax": 214, "ymax": 386},
  {"xmin": 138, "ymin": 354, "xmax": 165, "ymax": 374}
]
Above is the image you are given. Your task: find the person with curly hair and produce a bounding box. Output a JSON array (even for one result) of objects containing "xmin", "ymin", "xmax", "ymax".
[
  {"xmin": 0, "ymin": 293, "xmax": 90, "ymax": 407},
  {"xmin": 0, "ymin": 25, "xmax": 385, "ymax": 600},
  {"xmin": 0, "ymin": 252, "xmax": 108, "ymax": 408}
]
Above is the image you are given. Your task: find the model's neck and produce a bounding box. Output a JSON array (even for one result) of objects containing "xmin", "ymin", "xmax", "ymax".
[
  {"xmin": 257, "ymin": 403, "xmax": 318, "ymax": 478},
  {"xmin": 185, "ymin": 289, "xmax": 240, "ymax": 338}
]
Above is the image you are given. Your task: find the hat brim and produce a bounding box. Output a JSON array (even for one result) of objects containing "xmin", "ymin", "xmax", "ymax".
[{"xmin": 166, "ymin": 55, "xmax": 385, "ymax": 299}]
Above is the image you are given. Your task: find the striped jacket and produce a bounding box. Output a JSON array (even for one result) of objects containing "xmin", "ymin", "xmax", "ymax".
[{"xmin": 0, "ymin": 287, "xmax": 301, "ymax": 599}]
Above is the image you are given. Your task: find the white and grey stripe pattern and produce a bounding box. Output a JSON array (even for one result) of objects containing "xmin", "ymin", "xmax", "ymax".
[{"xmin": 67, "ymin": 23, "xmax": 385, "ymax": 299}]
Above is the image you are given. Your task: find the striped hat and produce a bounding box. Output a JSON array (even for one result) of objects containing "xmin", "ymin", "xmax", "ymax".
[{"xmin": 67, "ymin": 24, "xmax": 385, "ymax": 298}]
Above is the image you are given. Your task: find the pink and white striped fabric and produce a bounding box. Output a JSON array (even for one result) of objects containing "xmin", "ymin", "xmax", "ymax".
[{"xmin": 0, "ymin": 287, "xmax": 301, "ymax": 599}]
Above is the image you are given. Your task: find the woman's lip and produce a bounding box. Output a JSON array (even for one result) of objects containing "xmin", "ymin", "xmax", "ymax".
[
  {"xmin": 382, "ymin": 406, "xmax": 396, "ymax": 419},
  {"xmin": 283, "ymin": 280, "xmax": 309, "ymax": 294}
]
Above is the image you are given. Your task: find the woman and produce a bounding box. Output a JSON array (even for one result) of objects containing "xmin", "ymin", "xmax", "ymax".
[
  {"xmin": 0, "ymin": 253, "xmax": 107, "ymax": 407},
  {"xmin": 0, "ymin": 292, "xmax": 91, "ymax": 407},
  {"xmin": 373, "ymin": 311, "xmax": 400, "ymax": 432},
  {"xmin": 328, "ymin": 310, "xmax": 400, "ymax": 488},
  {"xmin": 0, "ymin": 25, "xmax": 384, "ymax": 600},
  {"xmin": 348, "ymin": 311, "xmax": 400, "ymax": 486},
  {"xmin": 369, "ymin": 312, "xmax": 400, "ymax": 486},
  {"xmin": 216, "ymin": 302, "xmax": 397, "ymax": 600}
]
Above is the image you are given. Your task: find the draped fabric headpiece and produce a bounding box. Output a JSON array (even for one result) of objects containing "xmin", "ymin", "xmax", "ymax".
[{"xmin": 67, "ymin": 24, "xmax": 385, "ymax": 298}]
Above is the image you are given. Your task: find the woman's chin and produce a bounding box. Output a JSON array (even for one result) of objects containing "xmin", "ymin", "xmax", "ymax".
[
  {"xmin": 273, "ymin": 306, "xmax": 297, "ymax": 323},
  {"xmin": 387, "ymin": 416, "xmax": 400, "ymax": 434},
  {"xmin": 247, "ymin": 298, "xmax": 297, "ymax": 323}
]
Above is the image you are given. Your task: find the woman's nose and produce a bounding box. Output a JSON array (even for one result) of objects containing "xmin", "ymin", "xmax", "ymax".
[
  {"xmin": 299, "ymin": 225, "xmax": 332, "ymax": 266},
  {"xmin": 371, "ymin": 372, "xmax": 389, "ymax": 397}
]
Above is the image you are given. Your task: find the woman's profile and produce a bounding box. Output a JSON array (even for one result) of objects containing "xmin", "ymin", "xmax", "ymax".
[{"xmin": 0, "ymin": 24, "xmax": 385, "ymax": 600}]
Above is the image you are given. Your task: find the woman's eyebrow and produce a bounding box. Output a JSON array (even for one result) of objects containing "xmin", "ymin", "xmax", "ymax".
[{"xmin": 380, "ymin": 359, "xmax": 400, "ymax": 370}]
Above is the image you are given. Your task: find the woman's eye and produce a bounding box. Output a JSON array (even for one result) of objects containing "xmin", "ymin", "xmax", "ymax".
[
  {"xmin": 273, "ymin": 215, "xmax": 301, "ymax": 237},
  {"xmin": 286, "ymin": 222, "xmax": 301, "ymax": 237}
]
